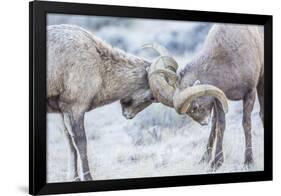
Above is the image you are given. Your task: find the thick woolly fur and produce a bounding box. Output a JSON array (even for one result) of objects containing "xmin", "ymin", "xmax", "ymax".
[
  {"xmin": 47, "ymin": 24, "xmax": 151, "ymax": 114},
  {"xmin": 180, "ymin": 24, "xmax": 264, "ymax": 100}
]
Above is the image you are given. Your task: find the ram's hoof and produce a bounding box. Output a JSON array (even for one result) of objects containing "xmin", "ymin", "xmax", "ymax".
[
  {"xmin": 84, "ymin": 172, "xmax": 93, "ymax": 181},
  {"xmin": 244, "ymin": 157, "xmax": 254, "ymax": 169},
  {"xmin": 210, "ymin": 154, "xmax": 224, "ymax": 171},
  {"xmin": 73, "ymin": 176, "xmax": 81, "ymax": 181}
]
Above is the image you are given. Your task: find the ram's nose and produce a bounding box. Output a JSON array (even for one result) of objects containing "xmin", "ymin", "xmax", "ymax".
[
  {"xmin": 199, "ymin": 116, "xmax": 210, "ymax": 126},
  {"xmin": 123, "ymin": 112, "xmax": 135, "ymax": 119}
]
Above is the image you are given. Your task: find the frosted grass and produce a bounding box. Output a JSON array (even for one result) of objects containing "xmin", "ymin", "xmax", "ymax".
[{"xmin": 47, "ymin": 99, "xmax": 263, "ymax": 182}]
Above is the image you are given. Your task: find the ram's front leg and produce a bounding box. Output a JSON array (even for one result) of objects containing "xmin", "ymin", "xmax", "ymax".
[
  {"xmin": 211, "ymin": 100, "xmax": 226, "ymax": 170},
  {"xmin": 67, "ymin": 105, "xmax": 93, "ymax": 181},
  {"xmin": 61, "ymin": 113, "xmax": 80, "ymax": 181},
  {"xmin": 200, "ymin": 106, "xmax": 216, "ymax": 163}
]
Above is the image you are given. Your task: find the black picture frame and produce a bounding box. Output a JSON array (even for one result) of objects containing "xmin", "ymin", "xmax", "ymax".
[{"xmin": 29, "ymin": 1, "xmax": 273, "ymax": 195}]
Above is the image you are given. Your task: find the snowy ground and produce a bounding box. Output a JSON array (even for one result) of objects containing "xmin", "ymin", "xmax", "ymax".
[{"xmin": 47, "ymin": 99, "xmax": 263, "ymax": 182}]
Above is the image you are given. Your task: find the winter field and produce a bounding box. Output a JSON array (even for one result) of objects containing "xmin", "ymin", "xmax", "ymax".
[{"xmin": 46, "ymin": 14, "xmax": 264, "ymax": 182}]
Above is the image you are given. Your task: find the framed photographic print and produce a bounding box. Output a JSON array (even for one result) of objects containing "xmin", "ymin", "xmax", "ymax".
[{"xmin": 29, "ymin": 0, "xmax": 272, "ymax": 195}]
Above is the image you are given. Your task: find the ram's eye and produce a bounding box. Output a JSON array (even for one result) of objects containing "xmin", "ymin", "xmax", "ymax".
[
  {"xmin": 121, "ymin": 99, "xmax": 133, "ymax": 106},
  {"xmin": 192, "ymin": 105, "xmax": 198, "ymax": 112}
]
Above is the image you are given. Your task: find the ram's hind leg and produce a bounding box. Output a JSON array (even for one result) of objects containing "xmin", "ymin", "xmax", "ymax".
[
  {"xmin": 257, "ymin": 77, "xmax": 264, "ymax": 126},
  {"xmin": 200, "ymin": 108, "xmax": 216, "ymax": 163},
  {"xmin": 243, "ymin": 90, "xmax": 256, "ymax": 166},
  {"xmin": 61, "ymin": 113, "xmax": 80, "ymax": 181},
  {"xmin": 211, "ymin": 100, "xmax": 226, "ymax": 170}
]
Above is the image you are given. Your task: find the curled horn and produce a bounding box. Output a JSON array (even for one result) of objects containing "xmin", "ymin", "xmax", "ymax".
[
  {"xmin": 142, "ymin": 43, "xmax": 179, "ymax": 107},
  {"xmin": 142, "ymin": 43, "xmax": 228, "ymax": 114},
  {"xmin": 173, "ymin": 85, "xmax": 229, "ymax": 114}
]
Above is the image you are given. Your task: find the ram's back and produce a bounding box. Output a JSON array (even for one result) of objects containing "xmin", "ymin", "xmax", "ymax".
[
  {"xmin": 198, "ymin": 24, "xmax": 264, "ymax": 99},
  {"xmin": 47, "ymin": 25, "xmax": 102, "ymax": 103}
]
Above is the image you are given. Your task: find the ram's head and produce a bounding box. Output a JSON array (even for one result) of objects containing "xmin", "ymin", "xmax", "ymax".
[{"xmin": 142, "ymin": 43, "xmax": 228, "ymax": 118}]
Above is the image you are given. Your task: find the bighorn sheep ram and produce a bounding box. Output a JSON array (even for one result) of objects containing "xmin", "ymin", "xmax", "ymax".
[
  {"xmin": 47, "ymin": 25, "xmax": 153, "ymax": 181},
  {"xmin": 47, "ymin": 25, "xmax": 228, "ymax": 181},
  {"xmin": 144, "ymin": 24, "xmax": 263, "ymax": 169}
]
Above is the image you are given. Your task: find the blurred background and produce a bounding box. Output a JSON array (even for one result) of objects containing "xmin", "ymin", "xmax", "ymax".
[
  {"xmin": 46, "ymin": 14, "xmax": 263, "ymax": 182},
  {"xmin": 47, "ymin": 14, "xmax": 211, "ymax": 60}
]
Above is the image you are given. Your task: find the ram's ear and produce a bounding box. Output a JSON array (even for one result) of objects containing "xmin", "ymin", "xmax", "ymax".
[
  {"xmin": 151, "ymin": 96, "xmax": 158, "ymax": 103},
  {"xmin": 145, "ymin": 66, "xmax": 150, "ymax": 73},
  {"xmin": 192, "ymin": 80, "xmax": 201, "ymax": 86},
  {"xmin": 175, "ymin": 78, "xmax": 181, "ymax": 89}
]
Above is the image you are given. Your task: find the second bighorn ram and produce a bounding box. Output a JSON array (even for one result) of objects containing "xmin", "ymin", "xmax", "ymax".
[
  {"xmin": 47, "ymin": 25, "xmax": 228, "ymax": 181},
  {"xmin": 145, "ymin": 24, "xmax": 264, "ymax": 169}
]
